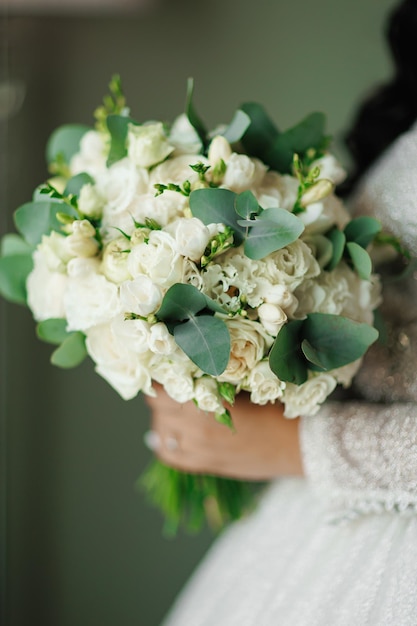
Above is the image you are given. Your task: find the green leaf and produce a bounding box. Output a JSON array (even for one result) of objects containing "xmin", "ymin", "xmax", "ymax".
[
  {"xmin": 185, "ymin": 78, "xmax": 207, "ymax": 147},
  {"xmin": 234, "ymin": 190, "xmax": 260, "ymax": 220},
  {"xmin": 302, "ymin": 313, "xmax": 378, "ymax": 371},
  {"xmin": 50, "ymin": 332, "xmax": 87, "ymax": 368},
  {"xmin": 1, "ymin": 233, "xmax": 34, "ymax": 256},
  {"xmin": 46, "ymin": 124, "xmax": 91, "ymax": 165},
  {"xmin": 346, "ymin": 242, "xmax": 372, "ymax": 280},
  {"xmin": 157, "ymin": 283, "xmax": 208, "ymax": 322},
  {"xmin": 189, "ymin": 188, "xmax": 245, "ymax": 244},
  {"xmin": 325, "ymin": 227, "xmax": 346, "ymax": 271},
  {"xmin": 64, "ymin": 172, "xmax": 94, "ymax": 197},
  {"xmin": 214, "ymin": 409, "xmax": 235, "ymax": 431},
  {"xmin": 269, "ymin": 320, "xmax": 307, "ymax": 384},
  {"xmin": 221, "ymin": 109, "xmax": 251, "ymax": 144},
  {"xmin": 301, "ymin": 339, "xmax": 327, "ymax": 370},
  {"xmin": 37, "ymin": 318, "xmax": 70, "ymax": 345},
  {"xmin": 173, "ymin": 315, "xmax": 230, "ymax": 376},
  {"xmin": 14, "ymin": 201, "xmax": 76, "ymax": 246},
  {"xmin": 0, "ymin": 253, "xmax": 33, "ymax": 304},
  {"xmin": 305, "ymin": 234, "xmax": 333, "ymax": 268},
  {"xmin": 344, "ymin": 216, "xmax": 381, "ymax": 248},
  {"xmin": 265, "ymin": 112, "xmax": 326, "ymax": 173},
  {"xmin": 106, "ymin": 114, "xmax": 138, "ymax": 166},
  {"xmin": 243, "ymin": 208, "xmax": 304, "ymax": 260},
  {"xmin": 240, "ymin": 102, "xmax": 280, "ymax": 157}
]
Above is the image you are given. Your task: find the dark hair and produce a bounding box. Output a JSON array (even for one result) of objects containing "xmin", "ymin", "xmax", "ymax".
[{"xmin": 342, "ymin": 0, "xmax": 417, "ymax": 194}]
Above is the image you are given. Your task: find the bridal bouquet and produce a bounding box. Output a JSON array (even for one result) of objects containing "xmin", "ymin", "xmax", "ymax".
[{"xmin": 1, "ymin": 77, "xmax": 382, "ymax": 532}]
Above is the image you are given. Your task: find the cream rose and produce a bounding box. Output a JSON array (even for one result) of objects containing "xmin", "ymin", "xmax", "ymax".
[
  {"xmin": 26, "ymin": 249, "xmax": 68, "ymax": 321},
  {"xmin": 262, "ymin": 240, "xmax": 320, "ymax": 290},
  {"xmin": 222, "ymin": 153, "xmax": 267, "ymax": 193},
  {"xmin": 127, "ymin": 122, "xmax": 174, "ymax": 168},
  {"xmin": 165, "ymin": 217, "xmax": 210, "ymax": 262},
  {"xmin": 194, "ymin": 377, "xmax": 224, "ymax": 414},
  {"xmin": 70, "ymin": 130, "xmax": 107, "ymax": 178},
  {"xmin": 120, "ymin": 275, "xmax": 162, "ymax": 317},
  {"xmin": 148, "ymin": 322, "xmax": 177, "ymax": 355},
  {"xmin": 127, "ymin": 230, "xmax": 184, "ymax": 287},
  {"xmin": 257, "ymin": 303, "xmax": 287, "ymax": 336},
  {"xmin": 283, "ymin": 373, "xmax": 337, "ymax": 418},
  {"xmin": 78, "ymin": 183, "xmax": 104, "ymax": 219},
  {"xmin": 101, "ymin": 237, "xmax": 132, "ymax": 284},
  {"xmin": 218, "ymin": 317, "xmax": 270, "ymax": 384},
  {"xmin": 246, "ymin": 361, "xmax": 285, "ymax": 405}
]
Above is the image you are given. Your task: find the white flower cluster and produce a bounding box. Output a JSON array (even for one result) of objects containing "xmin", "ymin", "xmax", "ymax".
[{"xmin": 27, "ymin": 117, "xmax": 381, "ymax": 418}]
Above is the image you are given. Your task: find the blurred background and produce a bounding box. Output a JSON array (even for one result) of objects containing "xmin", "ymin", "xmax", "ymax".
[{"xmin": 1, "ymin": 0, "xmax": 398, "ymax": 624}]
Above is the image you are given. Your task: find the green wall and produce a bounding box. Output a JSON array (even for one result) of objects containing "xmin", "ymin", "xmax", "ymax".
[{"xmin": 2, "ymin": 0, "xmax": 397, "ymax": 624}]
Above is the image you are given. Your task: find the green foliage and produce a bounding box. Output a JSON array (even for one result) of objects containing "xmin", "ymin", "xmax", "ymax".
[
  {"xmin": 240, "ymin": 102, "xmax": 280, "ymax": 155},
  {"xmin": 185, "ymin": 78, "xmax": 208, "ymax": 148},
  {"xmin": 46, "ymin": 124, "xmax": 91, "ymax": 174},
  {"xmin": 0, "ymin": 233, "xmax": 33, "ymax": 256},
  {"xmin": 156, "ymin": 284, "xmax": 230, "ymax": 376},
  {"xmin": 234, "ymin": 190, "xmax": 259, "ymax": 220},
  {"xmin": 190, "ymin": 188, "xmax": 245, "ymax": 245},
  {"xmin": 221, "ymin": 109, "xmax": 251, "ymax": 144},
  {"xmin": 0, "ymin": 254, "xmax": 33, "ymax": 304},
  {"xmin": 94, "ymin": 74, "xmax": 127, "ymax": 133},
  {"xmin": 269, "ymin": 313, "xmax": 379, "ymax": 384},
  {"xmin": 50, "ymin": 332, "xmax": 87, "ymax": 368},
  {"xmin": 242, "ymin": 207, "xmax": 305, "ymax": 260},
  {"xmin": 140, "ymin": 459, "xmax": 256, "ymax": 535},
  {"xmin": 325, "ymin": 216, "xmax": 381, "ymax": 279},
  {"xmin": 64, "ymin": 172, "xmax": 94, "ymax": 197},
  {"xmin": 36, "ymin": 318, "xmax": 70, "ymax": 344},
  {"xmin": 14, "ymin": 200, "xmax": 77, "ymax": 246},
  {"xmin": 106, "ymin": 114, "xmax": 138, "ymax": 166}
]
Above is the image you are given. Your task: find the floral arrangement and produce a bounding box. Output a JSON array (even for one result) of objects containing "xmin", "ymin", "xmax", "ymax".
[{"xmin": 1, "ymin": 77, "xmax": 383, "ymax": 532}]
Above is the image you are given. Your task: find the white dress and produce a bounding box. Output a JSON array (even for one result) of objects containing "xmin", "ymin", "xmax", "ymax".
[{"xmin": 162, "ymin": 123, "xmax": 417, "ymax": 626}]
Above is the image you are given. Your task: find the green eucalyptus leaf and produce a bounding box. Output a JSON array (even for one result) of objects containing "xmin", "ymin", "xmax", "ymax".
[
  {"xmin": 185, "ymin": 78, "xmax": 207, "ymax": 146},
  {"xmin": 14, "ymin": 201, "xmax": 76, "ymax": 246},
  {"xmin": 46, "ymin": 124, "xmax": 91, "ymax": 165},
  {"xmin": 243, "ymin": 208, "xmax": 304, "ymax": 260},
  {"xmin": 189, "ymin": 188, "xmax": 245, "ymax": 244},
  {"xmin": 106, "ymin": 114, "xmax": 138, "ymax": 166},
  {"xmin": 344, "ymin": 216, "xmax": 381, "ymax": 248},
  {"xmin": 234, "ymin": 190, "xmax": 260, "ymax": 220},
  {"xmin": 301, "ymin": 339, "xmax": 327, "ymax": 370},
  {"xmin": 240, "ymin": 102, "xmax": 280, "ymax": 157},
  {"xmin": 50, "ymin": 332, "xmax": 87, "ymax": 368},
  {"xmin": 304, "ymin": 234, "xmax": 333, "ymax": 268},
  {"xmin": 0, "ymin": 253, "xmax": 33, "ymax": 304},
  {"xmin": 302, "ymin": 313, "xmax": 378, "ymax": 370},
  {"xmin": 221, "ymin": 109, "xmax": 251, "ymax": 144},
  {"xmin": 173, "ymin": 315, "xmax": 230, "ymax": 376},
  {"xmin": 64, "ymin": 172, "xmax": 94, "ymax": 197},
  {"xmin": 269, "ymin": 320, "xmax": 307, "ymax": 384},
  {"xmin": 346, "ymin": 241, "xmax": 372, "ymax": 280},
  {"xmin": 265, "ymin": 112, "xmax": 327, "ymax": 173},
  {"xmin": 37, "ymin": 318, "xmax": 70, "ymax": 345},
  {"xmin": 325, "ymin": 227, "xmax": 346, "ymax": 271},
  {"xmin": 157, "ymin": 283, "xmax": 208, "ymax": 322},
  {"xmin": 1, "ymin": 233, "xmax": 34, "ymax": 256}
]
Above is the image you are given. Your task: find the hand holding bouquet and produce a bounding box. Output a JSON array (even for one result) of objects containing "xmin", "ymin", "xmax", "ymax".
[{"xmin": 1, "ymin": 77, "xmax": 384, "ymax": 532}]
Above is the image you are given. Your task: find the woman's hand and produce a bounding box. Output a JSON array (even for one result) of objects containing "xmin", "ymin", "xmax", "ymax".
[{"xmin": 145, "ymin": 386, "xmax": 304, "ymax": 480}]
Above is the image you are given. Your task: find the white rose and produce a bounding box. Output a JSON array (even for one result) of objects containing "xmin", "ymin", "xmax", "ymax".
[
  {"xmin": 127, "ymin": 230, "xmax": 184, "ymax": 287},
  {"xmin": 222, "ymin": 153, "xmax": 267, "ymax": 193},
  {"xmin": 86, "ymin": 316, "xmax": 154, "ymax": 400},
  {"xmin": 310, "ymin": 153, "xmax": 347, "ymax": 185},
  {"xmin": 208, "ymin": 136, "xmax": 232, "ymax": 166},
  {"xmin": 261, "ymin": 284, "xmax": 299, "ymax": 318},
  {"xmin": 127, "ymin": 122, "xmax": 174, "ymax": 168},
  {"xmin": 150, "ymin": 153, "xmax": 209, "ymax": 187},
  {"xmin": 119, "ymin": 275, "xmax": 162, "ymax": 316},
  {"xmin": 148, "ymin": 322, "xmax": 177, "ymax": 355},
  {"xmin": 26, "ymin": 249, "xmax": 68, "ymax": 321},
  {"xmin": 38, "ymin": 231, "xmax": 71, "ymax": 272},
  {"xmin": 194, "ymin": 377, "xmax": 224, "ymax": 414},
  {"xmin": 246, "ymin": 361, "xmax": 285, "ymax": 405},
  {"xmin": 101, "ymin": 237, "xmax": 132, "ymax": 284},
  {"xmin": 299, "ymin": 195, "xmax": 350, "ymax": 234},
  {"xmin": 65, "ymin": 220, "xmax": 98, "ymax": 258},
  {"xmin": 70, "ymin": 130, "xmax": 107, "ymax": 178},
  {"xmin": 255, "ymin": 172, "xmax": 299, "ymax": 212},
  {"xmin": 98, "ymin": 157, "xmax": 149, "ymax": 218},
  {"xmin": 218, "ymin": 317, "xmax": 270, "ymax": 384},
  {"xmin": 78, "ymin": 183, "xmax": 104, "ymax": 219},
  {"xmin": 257, "ymin": 303, "xmax": 287, "ymax": 336},
  {"xmin": 283, "ymin": 373, "xmax": 337, "ymax": 418},
  {"xmin": 262, "ymin": 240, "xmax": 320, "ymax": 290},
  {"xmin": 127, "ymin": 191, "xmax": 188, "ymax": 229},
  {"xmin": 165, "ymin": 217, "xmax": 210, "ymax": 261},
  {"xmin": 150, "ymin": 355, "xmax": 195, "ymax": 403},
  {"xmin": 64, "ymin": 258, "xmax": 121, "ymax": 331},
  {"xmin": 169, "ymin": 114, "xmax": 203, "ymax": 155}
]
